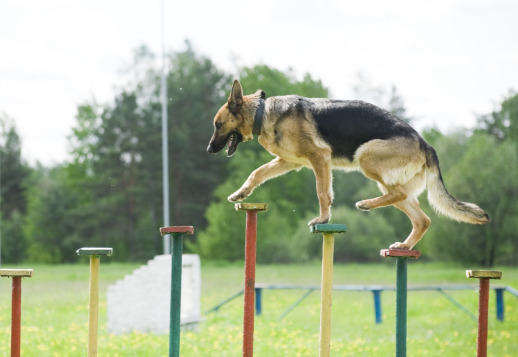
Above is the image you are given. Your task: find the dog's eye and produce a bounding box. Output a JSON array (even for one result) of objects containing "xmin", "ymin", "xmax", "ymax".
[{"xmin": 215, "ymin": 122, "xmax": 223, "ymax": 130}]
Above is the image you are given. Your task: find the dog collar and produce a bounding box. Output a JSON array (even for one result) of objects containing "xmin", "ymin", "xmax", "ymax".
[{"xmin": 252, "ymin": 98, "xmax": 265, "ymax": 136}]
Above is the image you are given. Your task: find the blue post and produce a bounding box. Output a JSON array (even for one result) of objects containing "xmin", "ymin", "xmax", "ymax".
[
  {"xmin": 255, "ymin": 288, "xmax": 262, "ymax": 316},
  {"xmin": 495, "ymin": 288, "xmax": 504, "ymax": 321},
  {"xmin": 373, "ymin": 290, "xmax": 382, "ymax": 324}
]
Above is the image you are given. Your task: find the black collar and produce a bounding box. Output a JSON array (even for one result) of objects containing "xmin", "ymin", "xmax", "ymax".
[{"xmin": 252, "ymin": 98, "xmax": 265, "ymax": 136}]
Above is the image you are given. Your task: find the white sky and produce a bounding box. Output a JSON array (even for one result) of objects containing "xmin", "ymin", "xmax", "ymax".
[{"xmin": 1, "ymin": 0, "xmax": 517, "ymax": 166}]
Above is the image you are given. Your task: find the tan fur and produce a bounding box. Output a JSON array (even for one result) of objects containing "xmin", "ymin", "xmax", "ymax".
[{"xmin": 207, "ymin": 80, "xmax": 489, "ymax": 250}]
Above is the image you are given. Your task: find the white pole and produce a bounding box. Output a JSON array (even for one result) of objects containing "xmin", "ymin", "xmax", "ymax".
[{"xmin": 161, "ymin": 0, "xmax": 170, "ymax": 254}]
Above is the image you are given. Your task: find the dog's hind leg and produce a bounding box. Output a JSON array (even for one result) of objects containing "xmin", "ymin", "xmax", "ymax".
[
  {"xmin": 228, "ymin": 157, "xmax": 301, "ymax": 202},
  {"xmin": 389, "ymin": 197, "xmax": 431, "ymax": 250},
  {"xmin": 355, "ymin": 183, "xmax": 407, "ymax": 211}
]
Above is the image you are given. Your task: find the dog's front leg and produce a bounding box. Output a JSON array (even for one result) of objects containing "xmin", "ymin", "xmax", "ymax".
[
  {"xmin": 228, "ymin": 157, "xmax": 301, "ymax": 202},
  {"xmin": 308, "ymin": 151, "xmax": 333, "ymax": 226}
]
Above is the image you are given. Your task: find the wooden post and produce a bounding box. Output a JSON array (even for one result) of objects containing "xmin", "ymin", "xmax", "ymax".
[
  {"xmin": 0, "ymin": 269, "xmax": 33, "ymax": 357},
  {"xmin": 466, "ymin": 270, "xmax": 502, "ymax": 357},
  {"xmin": 380, "ymin": 249, "xmax": 420, "ymax": 357},
  {"xmin": 311, "ymin": 224, "xmax": 347, "ymax": 357},
  {"xmin": 235, "ymin": 203, "xmax": 268, "ymax": 357},
  {"xmin": 77, "ymin": 248, "xmax": 113, "ymax": 357},
  {"xmin": 159, "ymin": 226, "xmax": 195, "ymax": 357}
]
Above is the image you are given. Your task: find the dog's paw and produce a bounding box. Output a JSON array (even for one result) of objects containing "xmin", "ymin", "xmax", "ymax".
[
  {"xmin": 228, "ymin": 191, "xmax": 246, "ymax": 203},
  {"xmin": 307, "ymin": 216, "xmax": 330, "ymax": 227},
  {"xmin": 355, "ymin": 201, "xmax": 371, "ymax": 212},
  {"xmin": 389, "ymin": 242, "xmax": 410, "ymax": 250}
]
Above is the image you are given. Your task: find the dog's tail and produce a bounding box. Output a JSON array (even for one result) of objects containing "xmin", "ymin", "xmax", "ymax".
[{"xmin": 425, "ymin": 145, "xmax": 490, "ymax": 224}]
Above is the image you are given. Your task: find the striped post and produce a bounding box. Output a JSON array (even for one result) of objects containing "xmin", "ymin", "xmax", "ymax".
[
  {"xmin": 0, "ymin": 269, "xmax": 33, "ymax": 357},
  {"xmin": 235, "ymin": 203, "xmax": 268, "ymax": 357},
  {"xmin": 466, "ymin": 270, "xmax": 503, "ymax": 357},
  {"xmin": 311, "ymin": 224, "xmax": 347, "ymax": 357},
  {"xmin": 77, "ymin": 247, "xmax": 113, "ymax": 357},
  {"xmin": 160, "ymin": 226, "xmax": 195, "ymax": 357},
  {"xmin": 380, "ymin": 249, "xmax": 420, "ymax": 357}
]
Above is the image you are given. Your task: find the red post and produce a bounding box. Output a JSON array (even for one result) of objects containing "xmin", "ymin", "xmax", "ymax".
[
  {"xmin": 235, "ymin": 203, "xmax": 267, "ymax": 357},
  {"xmin": 243, "ymin": 210, "xmax": 257, "ymax": 357},
  {"xmin": 11, "ymin": 277, "xmax": 22, "ymax": 357},
  {"xmin": 0, "ymin": 269, "xmax": 32, "ymax": 357},
  {"xmin": 466, "ymin": 270, "xmax": 502, "ymax": 357},
  {"xmin": 477, "ymin": 278, "xmax": 490, "ymax": 357}
]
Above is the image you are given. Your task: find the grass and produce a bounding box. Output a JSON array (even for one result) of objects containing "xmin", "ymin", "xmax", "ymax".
[{"xmin": 0, "ymin": 261, "xmax": 517, "ymax": 356}]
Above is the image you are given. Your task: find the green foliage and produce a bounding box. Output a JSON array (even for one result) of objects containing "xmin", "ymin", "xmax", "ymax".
[
  {"xmin": 424, "ymin": 133, "xmax": 518, "ymax": 266},
  {"xmin": 0, "ymin": 115, "xmax": 31, "ymax": 263}
]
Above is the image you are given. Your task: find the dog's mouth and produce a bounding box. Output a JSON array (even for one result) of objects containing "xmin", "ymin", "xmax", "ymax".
[{"xmin": 226, "ymin": 132, "xmax": 243, "ymax": 157}]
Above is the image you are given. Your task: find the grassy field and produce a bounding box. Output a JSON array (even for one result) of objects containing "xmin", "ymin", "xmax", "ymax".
[{"xmin": 0, "ymin": 261, "xmax": 517, "ymax": 356}]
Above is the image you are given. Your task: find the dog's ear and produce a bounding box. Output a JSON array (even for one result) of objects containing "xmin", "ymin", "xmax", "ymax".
[{"xmin": 228, "ymin": 80, "xmax": 243, "ymax": 114}]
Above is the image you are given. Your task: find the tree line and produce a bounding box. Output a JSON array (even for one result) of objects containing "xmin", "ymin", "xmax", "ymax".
[{"xmin": 1, "ymin": 43, "xmax": 517, "ymax": 266}]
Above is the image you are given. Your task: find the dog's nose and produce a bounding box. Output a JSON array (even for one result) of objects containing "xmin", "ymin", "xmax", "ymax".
[{"xmin": 207, "ymin": 144, "xmax": 215, "ymax": 153}]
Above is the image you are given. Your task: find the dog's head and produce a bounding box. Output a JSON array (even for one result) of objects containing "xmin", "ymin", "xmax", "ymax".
[{"xmin": 207, "ymin": 80, "xmax": 263, "ymax": 157}]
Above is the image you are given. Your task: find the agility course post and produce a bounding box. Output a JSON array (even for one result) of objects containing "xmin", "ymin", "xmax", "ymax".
[
  {"xmin": 310, "ymin": 224, "xmax": 347, "ymax": 357},
  {"xmin": 159, "ymin": 225, "xmax": 195, "ymax": 357},
  {"xmin": 466, "ymin": 270, "xmax": 502, "ymax": 357},
  {"xmin": 235, "ymin": 203, "xmax": 268, "ymax": 357},
  {"xmin": 0, "ymin": 269, "xmax": 33, "ymax": 357},
  {"xmin": 380, "ymin": 249, "xmax": 420, "ymax": 357},
  {"xmin": 77, "ymin": 247, "xmax": 113, "ymax": 357}
]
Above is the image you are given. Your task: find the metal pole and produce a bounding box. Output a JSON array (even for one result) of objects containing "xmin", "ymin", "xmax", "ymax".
[
  {"xmin": 235, "ymin": 203, "xmax": 267, "ymax": 357},
  {"xmin": 159, "ymin": 226, "xmax": 195, "ymax": 357},
  {"xmin": 161, "ymin": 0, "xmax": 170, "ymax": 255}
]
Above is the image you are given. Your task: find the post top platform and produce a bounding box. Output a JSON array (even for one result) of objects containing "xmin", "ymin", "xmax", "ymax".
[
  {"xmin": 310, "ymin": 224, "xmax": 347, "ymax": 234},
  {"xmin": 159, "ymin": 226, "xmax": 195, "ymax": 236},
  {"xmin": 76, "ymin": 247, "xmax": 113, "ymax": 256},
  {"xmin": 235, "ymin": 203, "xmax": 268, "ymax": 211},
  {"xmin": 466, "ymin": 270, "xmax": 502, "ymax": 280},
  {"xmin": 380, "ymin": 249, "xmax": 421, "ymax": 259},
  {"xmin": 0, "ymin": 269, "xmax": 33, "ymax": 278}
]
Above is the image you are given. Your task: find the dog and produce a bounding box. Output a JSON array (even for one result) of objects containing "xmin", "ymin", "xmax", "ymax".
[{"xmin": 207, "ymin": 79, "xmax": 490, "ymax": 249}]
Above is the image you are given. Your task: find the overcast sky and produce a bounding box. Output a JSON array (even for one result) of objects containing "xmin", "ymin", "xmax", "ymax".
[{"xmin": 1, "ymin": 0, "xmax": 517, "ymax": 165}]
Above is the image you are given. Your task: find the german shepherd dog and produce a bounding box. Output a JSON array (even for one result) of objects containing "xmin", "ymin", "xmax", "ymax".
[{"xmin": 207, "ymin": 80, "xmax": 490, "ymax": 249}]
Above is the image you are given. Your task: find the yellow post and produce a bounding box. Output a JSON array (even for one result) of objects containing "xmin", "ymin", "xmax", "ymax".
[
  {"xmin": 77, "ymin": 247, "xmax": 113, "ymax": 357},
  {"xmin": 88, "ymin": 255, "xmax": 100, "ymax": 357},
  {"xmin": 310, "ymin": 224, "xmax": 346, "ymax": 357},
  {"xmin": 320, "ymin": 233, "xmax": 334, "ymax": 357}
]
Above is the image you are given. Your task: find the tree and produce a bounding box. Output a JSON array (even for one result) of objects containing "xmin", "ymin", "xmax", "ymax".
[
  {"xmin": 477, "ymin": 90, "xmax": 518, "ymax": 142},
  {"xmin": 59, "ymin": 43, "xmax": 230, "ymax": 261},
  {"xmin": 0, "ymin": 115, "xmax": 31, "ymax": 263}
]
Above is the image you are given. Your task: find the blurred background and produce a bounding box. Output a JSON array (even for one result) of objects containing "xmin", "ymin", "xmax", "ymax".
[{"xmin": 1, "ymin": 0, "xmax": 517, "ymax": 266}]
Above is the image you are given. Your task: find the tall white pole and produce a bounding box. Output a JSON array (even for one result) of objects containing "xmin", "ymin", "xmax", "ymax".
[{"xmin": 161, "ymin": 0, "xmax": 170, "ymax": 254}]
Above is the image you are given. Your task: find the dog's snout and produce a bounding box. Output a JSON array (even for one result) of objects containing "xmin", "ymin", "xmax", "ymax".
[{"xmin": 207, "ymin": 144, "xmax": 215, "ymax": 153}]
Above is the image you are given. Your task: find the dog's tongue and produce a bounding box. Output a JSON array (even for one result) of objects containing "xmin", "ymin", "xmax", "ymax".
[{"xmin": 226, "ymin": 133, "xmax": 238, "ymax": 157}]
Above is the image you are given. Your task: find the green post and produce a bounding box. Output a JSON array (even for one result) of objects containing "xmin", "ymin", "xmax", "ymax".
[
  {"xmin": 160, "ymin": 226, "xmax": 194, "ymax": 357},
  {"xmin": 381, "ymin": 249, "xmax": 420, "ymax": 357}
]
